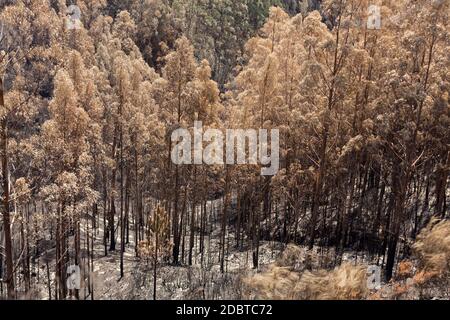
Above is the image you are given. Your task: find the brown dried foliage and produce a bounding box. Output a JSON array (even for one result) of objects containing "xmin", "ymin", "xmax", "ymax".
[
  {"xmin": 245, "ymin": 245, "xmax": 368, "ymax": 300},
  {"xmin": 413, "ymin": 219, "xmax": 450, "ymax": 278}
]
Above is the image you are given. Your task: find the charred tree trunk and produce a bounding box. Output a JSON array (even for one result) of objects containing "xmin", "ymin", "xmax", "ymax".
[{"xmin": 0, "ymin": 77, "xmax": 14, "ymax": 299}]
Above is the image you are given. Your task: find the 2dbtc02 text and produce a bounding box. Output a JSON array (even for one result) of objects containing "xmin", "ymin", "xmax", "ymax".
[{"xmin": 176, "ymin": 304, "xmax": 273, "ymax": 318}]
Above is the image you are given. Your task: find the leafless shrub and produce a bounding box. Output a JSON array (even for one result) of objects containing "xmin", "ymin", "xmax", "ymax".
[{"xmin": 275, "ymin": 244, "xmax": 308, "ymax": 271}]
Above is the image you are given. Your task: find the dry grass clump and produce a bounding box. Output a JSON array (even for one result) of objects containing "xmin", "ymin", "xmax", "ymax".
[
  {"xmin": 244, "ymin": 266, "xmax": 300, "ymax": 300},
  {"xmin": 413, "ymin": 219, "xmax": 450, "ymax": 277},
  {"xmin": 293, "ymin": 263, "xmax": 368, "ymax": 300},
  {"xmin": 245, "ymin": 244, "xmax": 368, "ymax": 300}
]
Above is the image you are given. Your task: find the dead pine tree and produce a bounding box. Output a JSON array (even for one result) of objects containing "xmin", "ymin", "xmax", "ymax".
[{"xmin": 137, "ymin": 205, "xmax": 172, "ymax": 300}]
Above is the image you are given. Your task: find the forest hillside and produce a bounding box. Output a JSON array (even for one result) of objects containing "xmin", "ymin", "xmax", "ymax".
[{"xmin": 0, "ymin": 0, "xmax": 449, "ymax": 300}]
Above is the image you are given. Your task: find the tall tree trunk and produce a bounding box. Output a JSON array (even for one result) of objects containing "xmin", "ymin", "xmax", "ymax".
[
  {"xmin": 1, "ymin": 77, "xmax": 14, "ymax": 299},
  {"xmin": 172, "ymin": 166, "xmax": 180, "ymax": 265},
  {"xmin": 308, "ymin": 5, "xmax": 345, "ymax": 249},
  {"xmin": 103, "ymin": 168, "xmax": 108, "ymax": 256},
  {"xmin": 134, "ymin": 147, "xmax": 139, "ymax": 255},
  {"xmin": 435, "ymin": 150, "xmax": 449, "ymax": 217},
  {"xmin": 221, "ymin": 167, "xmax": 230, "ymax": 273},
  {"xmin": 188, "ymin": 167, "xmax": 196, "ymax": 266},
  {"xmin": 119, "ymin": 127, "xmax": 124, "ymax": 279},
  {"xmin": 385, "ymin": 165, "xmax": 407, "ymax": 281},
  {"xmin": 110, "ymin": 142, "xmax": 117, "ymax": 252},
  {"xmin": 153, "ymin": 219, "xmax": 158, "ymax": 300}
]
